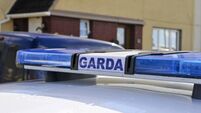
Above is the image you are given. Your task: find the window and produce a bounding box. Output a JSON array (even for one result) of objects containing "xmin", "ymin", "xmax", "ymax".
[
  {"xmin": 117, "ymin": 27, "xmax": 125, "ymax": 46},
  {"xmin": 152, "ymin": 28, "xmax": 180, "ymax": 51},
  {"xmin": 80, "ymin": 20, "xmax": 90, "ymax": 38}
]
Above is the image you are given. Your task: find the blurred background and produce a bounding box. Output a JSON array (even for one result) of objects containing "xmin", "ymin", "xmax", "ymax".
[{"xmin": 0, "ymin": 0, "xmax": 200, "ymax": 51}]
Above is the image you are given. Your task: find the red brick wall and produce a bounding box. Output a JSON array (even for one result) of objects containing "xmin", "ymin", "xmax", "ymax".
[
  {"xmin": 13, "ymin": 18, "xmax": 28, "ymax": 32},
  {"xmin": 42, "ymin": 17, "xmax": 51, "ymax": 33},
  {"xmin": 43, "ymin": 16, "xmax": 80, "ymax": 36},
  {"xmin": 90, "ymin": 21, "xmax": 117, "ymax": 42},
  {"xmin": 129, "ymin": 25, "xmax": 143, "ymax": 49},
  {"xmin": 42, "ymin": 16, "xmax": 143, "ymax": 49},
  {"xmin": 134, "ymin": 25, "xmax": 143, "ymax": 49}
]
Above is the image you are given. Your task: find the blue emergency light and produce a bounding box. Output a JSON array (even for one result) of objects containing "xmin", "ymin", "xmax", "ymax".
[
  {"xmin": 180, "ymin": 60, "xmax": 201, "ymax": 77},
  {"xmin": 16, "ymin": 49, "xmax": 86, "ymax": 68},
  {"xmin": 135, "ymin": 52, "xmax": 201, "ymax": 78},
  {"xmin": 135, "ymin": 56, "xmax": 180, "ymax": 75}
]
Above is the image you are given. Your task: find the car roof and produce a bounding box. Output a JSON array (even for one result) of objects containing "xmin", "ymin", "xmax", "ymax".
[
  {"xmin": 0, "ymin": 32, "xmax": 124, "ymax": 49},
  {"xmin": 0, "ymin": 32, "xmax": 113, "ymax": 45},
  {"xmin": 0, "ymin": 32, "xmax": 54, "ymax": 39},
  {"xmin": 0, "ymin": 77, "xmax": 200, "ymax": 113}
]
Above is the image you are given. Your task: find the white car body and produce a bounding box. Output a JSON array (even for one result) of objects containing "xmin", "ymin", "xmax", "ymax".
[{"xmin": 0, "ymin": 77, "xmax": 200, "ymax": 113}]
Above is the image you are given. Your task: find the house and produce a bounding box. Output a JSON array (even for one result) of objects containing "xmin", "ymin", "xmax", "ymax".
[{"xmin": 0, "ymin": 0, "xmax": 196, "ymax": 51}]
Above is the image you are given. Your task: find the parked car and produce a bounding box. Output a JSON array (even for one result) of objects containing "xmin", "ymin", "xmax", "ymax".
[{"xmin": 0, "ymin": 32, "xmax": 123, "ymax": 82}]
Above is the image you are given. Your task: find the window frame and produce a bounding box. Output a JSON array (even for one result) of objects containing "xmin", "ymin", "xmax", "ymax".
[{"xmin": 152, "ymin": 27, "xmax": 181, "ymax": 51}]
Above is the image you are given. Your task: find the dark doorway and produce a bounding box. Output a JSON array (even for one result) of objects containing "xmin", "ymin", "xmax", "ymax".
[
  {"xmin": 116, "ymin": 24, "xmax": 143, "ymax": 49},
  {"xmin": 132, "ymin": 25, "xmax": 143, "ymax": 49},
  {"xmin": 13, "ymin": 18, "xmax": 28, "ymax": 31}
]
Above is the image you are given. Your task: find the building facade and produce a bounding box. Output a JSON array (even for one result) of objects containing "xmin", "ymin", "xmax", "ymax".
[
  {"xmin": 0, "ymin": 0, "xmax": 195, "ymax": 51},
  {"xmin": 0, "ymin": 0, "xmax": 15, "ymax": 31},
  {"xmin": 194, "ymin": 0, "xmax": 201, "ymax": 51}
]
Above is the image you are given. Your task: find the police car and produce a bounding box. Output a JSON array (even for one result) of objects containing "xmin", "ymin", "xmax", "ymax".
[
  {"xmin": 1, "ymin": 33, "xmax": 201, "ymax": 113},
  {"xmin": 0, "ymin": 48, "xmax": 201, "ymax": 113}
]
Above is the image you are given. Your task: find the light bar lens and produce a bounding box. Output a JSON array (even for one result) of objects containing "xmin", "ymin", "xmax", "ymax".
[
  {"xmin": 135, "ymin": 53, "xmax": 201, "ymax": 78},
  {"xmin": 16, "ymin": 49, "xmax": 84, "ymax": 67}
]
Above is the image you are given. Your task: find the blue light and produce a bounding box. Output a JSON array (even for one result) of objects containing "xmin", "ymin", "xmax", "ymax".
[
  {"xmin": 180, "ymin": 60, "xmax": 201, "ymax": 78},
  {"xmin": 135, "ymin": 52, "xmax": 201, "ymax": 78},
  {"xmin": 135, "ymin": 55, "xmax": 180, "ymax": 75},
  {"xmin": 16, "ymin": 49, "xmax": 85, "ymax": 68}
]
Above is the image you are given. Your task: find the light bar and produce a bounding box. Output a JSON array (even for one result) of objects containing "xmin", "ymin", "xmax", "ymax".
[
  {"xmin": 16, "ymin": 49, "xmax": 201, "ymax": 99},
  {"xmin": 16, "ymin": 49, "xmax": 86, "ymax": 68}
]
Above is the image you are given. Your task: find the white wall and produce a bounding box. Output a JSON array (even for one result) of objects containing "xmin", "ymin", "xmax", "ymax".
[
  {"xmin": 194, "ymin": 0, "xmax": 201, "ymax": 51},
  {"xmin": 28, "ymin": 17, "xmax": 42, "ymax": 33}
]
